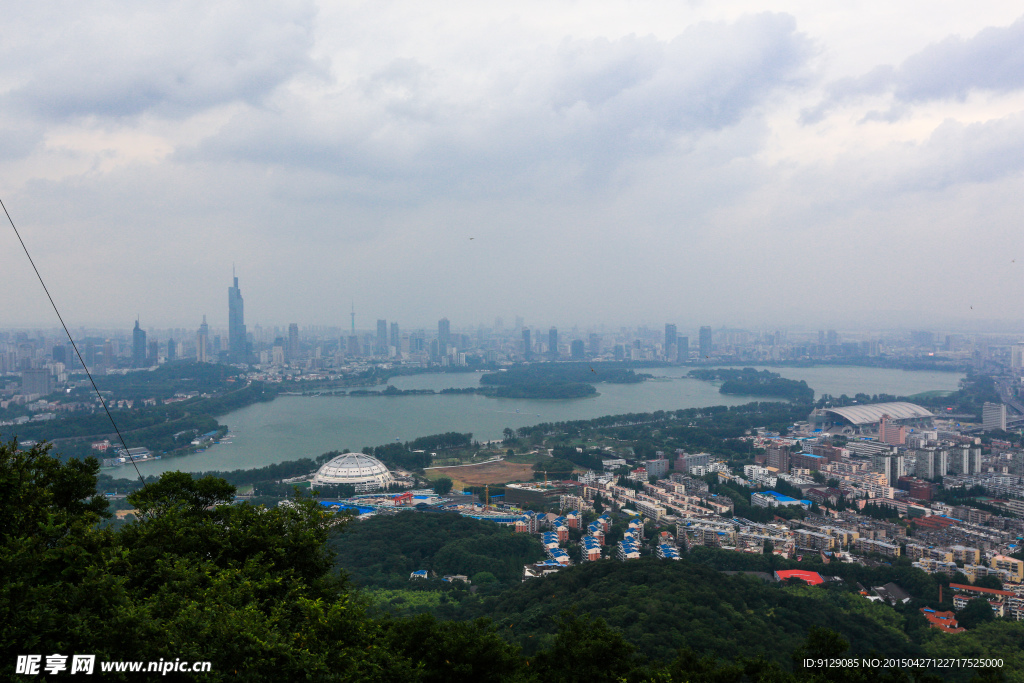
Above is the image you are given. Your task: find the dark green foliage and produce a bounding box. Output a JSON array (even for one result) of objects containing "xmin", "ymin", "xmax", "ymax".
[
  {"xmin": 531, "ymin": 613, "xmax": 638, "ymax": 683},
  {"xmin": 328, "ymin": 512, "xmax": 545, "ymax": 588},
  {"xmin": 480, "ymin": 363, "xmax": 646, "ymax": 386},
  {"xmin": 408, "ymin": 432, "xmax": 473, "ymax": 451},
  {"xmin": 689, "ymin": 368, "xmax": 815, "ymax": 402},
  {"xmin": 957, "ymin": 598, "xmax": 996, "ymax": 629},
  {"xmin": 433, "ymin": 477, "xmax": 454, "ymax": 495},
  {"xmin": 533, "ymin": 458, "xmax": 576, "ymax": 478}
]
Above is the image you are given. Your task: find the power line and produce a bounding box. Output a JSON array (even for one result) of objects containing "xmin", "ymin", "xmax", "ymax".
[{"xmin": 1, "ymin": 196, "xmax": 147, "ymax": 489}]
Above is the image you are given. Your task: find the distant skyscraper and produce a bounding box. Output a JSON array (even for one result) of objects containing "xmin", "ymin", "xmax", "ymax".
[
  {"xmin": 375, "ymin": 319, "xmax": 387, "ymax": 356},
  {"xmin": 677, "ymin": 336, "xmax": 689, "ymax": 362},
  {"xmin": 665, "ymin": 324, "xmax": 677, "ymax": 361},
  {"xmin": 132, "ymin": 320, "xmax": 147, "ymax": 367},
  {"xmin": 390, "ymin": 322, "xmax": 400, "ymax": 354},
  {"xmin": 197, "ymin": 316, "xmax": 210, "ymax": 363},
  {"xmin": 570, "ymin": 340, "xmax": 584, "ymax": 360},
  {"xmin": 522, "ymin": 328, "xmax": 532, "ymax": 359},
  {"xmin": 166, "ymin": 338, "xmax": 176, "ymax": 361},
  {"xmin": 983, "ymin": 403, "xmax": 1007, "ymax": 431},
  {"xmin": 588, "ymin": 333, "xmax": 600, "ymax": 357},
  {"xmin": 698, "ymin": 326, "xmax": 712, "ymax": 359},
  {"xmin": 228, "ymin": 275, "xmax": 247, "ymax": 362},
  {"xmin": 288, "ymin": 323, "xmax": 299, "ymax": 360},
  {"xmin": 548, "ymin": 327, "xmax": 558, "ymax": 359},
  {"xmin": 438, "ymin": 318, "xmax": 451, "ymax": 348},
  {"xmin": 148, "ymin": 340, "xmax": 158, "ymax": 365}
]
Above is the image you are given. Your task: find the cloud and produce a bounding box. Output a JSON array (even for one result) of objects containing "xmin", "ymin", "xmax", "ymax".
[
  {"xmin": 803, "ymin": 15, "xmax": 1024, "ymax": 122},
  {"xmin": 188, "ymin": 12, "xmax": 811, "ymax": 195},
  {"xmin": 0, "ymin": 0, "xmax": 319, "ymax": 120}
]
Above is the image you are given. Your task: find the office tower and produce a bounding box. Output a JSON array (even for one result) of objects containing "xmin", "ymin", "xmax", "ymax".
[
  {"xmin": 438, "ymin": 318, "xmax": 451, "ymax": 348},
  {"xmin": 983, "ymin": 403, "xmax": 1007, "ymax": 431},
  {"xmin": 287, "ymin": 323, "xmax": 299, "ymax": 360},
  {"xmin": 21, "ymin": 368, "xmax": 53, "ymax": 396},
  {"xmin": 132, "ymin": 320, "xmax": 147, "ymax": 367},
  {"xmin": 390, "ymin": 322, "xmax": 400, "ymax": 355},
  {"xmin": 376, "ymin": 319, "xmax": 387, "ymax": 355},
  {"xmin": 1011, "ymin": 344, "xmax": 1024, "ymax": 371},
  {"xmin": 698, "ymin": 326, "xmax": 712, "ymax": 359},
  {"xmin": 571, "ymin": 340, "xmax": 585, "ymax": 360},
  {"xmin": 766, "ymin": 445, "xmax": 790, "ymax": 472},
  {"xmin": 677, "ymin": 336, "xmax": 689, "ymax": 362},
  {"xmin": 147, "ymin": 340, "xmax": 158, "ymax": 365},
  {"xmin": 522, "ymin": 328, "xmax": 532, "ymax": 359},
  {"xmin": 52, "ymin": 345, "xmax": 67, "ymax": 364},
  {"xmin": 85, "ymin": 341, "xmax": 96, "ymax": 367},
  {"xmin": 197, "ymin": 315, "xmax": 210, "ymax": 363},
  {"xmin": 549, "ymin": 327, "xmax": 558, "ymax": 359},
  {"xmin": 228, "ymin": 276, "xmax": 247, "ymax": 362},
  {"xmin": 826, "ymin": 330, "xmax": 838, "ymax": 346},
  {"xmin": 166, "ymin": 338, "xmax": 176, "ymax": 361},
  {"xmin": 613, "ymin": 344, "xmax": 624, "ymax": 361},
  {"xmin": 346, "ymin": 335, "xmax": 360, "ymax": 356},
  {"xmin": 665, "ymin": 324, "xmax": 677, "ymax": 360},
  {"xmin": 588, "ymin": 333, "xmax": 600, "ymax": 357}
]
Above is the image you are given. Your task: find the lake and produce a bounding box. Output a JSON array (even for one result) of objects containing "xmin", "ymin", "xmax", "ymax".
[{"xmin": 133, "ymin": 365, "xmax": 962, "ymax": 475}]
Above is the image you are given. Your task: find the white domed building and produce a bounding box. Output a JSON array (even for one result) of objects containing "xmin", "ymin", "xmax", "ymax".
[{"xmin": 313, "ymin": 453, "xmax": 395, "ymax": 492}]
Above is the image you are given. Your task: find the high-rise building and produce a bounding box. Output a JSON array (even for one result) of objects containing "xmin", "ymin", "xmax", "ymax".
[
  {"xmin": 665, "ymin": 324, "xmax": 677, "ymax": 360},
  {"xmin": 197, "ymin": 315, "xmax": 210, "ymax": 363},
  {"xmin": 677, "ymin": 336, "xmax": 689, "ymax": 363},
  {"xmin": 21, "ymin": 368, "xmax": 53, "ymax": 396},
  {"xmin": 522, "ymin": 328, "xmax": 532, "ymax": 359},
  {"xmin": 132, "ymin": 320, "xmax": 147, "ymax": 367},
  {"xmin": 228, "ymin": 276, "xmax": 247, "ymax": 362},
  {"xmin": 549, "ymin": 327, "xmax": 558, "ymax": 359},
  {"xmin": 166, "ymin": 338, "xmax": 176, "ymax": 361},
  {"xmin": 588, "ymin": 333, "xmax": 601, "ymax": 357},
  {"xmin": 438, "ymin": 318, "xmax": 451, "ymax": 349},
  {"xmin": 698, "ymin": 327, "xmax": 712, "ymax": 359},
  {"xmin": 147, "ymin": 340, "xmax": 158, "ymax": 365},
  {"xmin": 570, "ymin": 340, "xmax": 585, "ymax": 360},
  {"xmin": 982, "ymin": 403, "xmax": 1007, "ymax": 432},
  {"xmin": 376, "ymin": 319, "xmax": 388, "ymax": 355},
  {"xmin": 288, "ymin": 323, "xmax": 299, "ymax": 360},
  {"xmin": 390, "ymin": 322, "xmax": 400, "ymax": 355}
]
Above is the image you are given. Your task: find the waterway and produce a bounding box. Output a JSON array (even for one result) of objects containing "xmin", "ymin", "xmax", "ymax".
[{"xmin": 133, "ymin": 365, "xmax": 962, "ymax": 476}]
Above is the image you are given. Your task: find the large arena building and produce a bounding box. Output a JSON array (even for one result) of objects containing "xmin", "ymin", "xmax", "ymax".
[
  {"xmin": 312, "ymin": 452, "xmax": 395, "ymax": 492},
  {"xmin": 809, "ymin": 401, "xmax": 934, "ymax": 436}
]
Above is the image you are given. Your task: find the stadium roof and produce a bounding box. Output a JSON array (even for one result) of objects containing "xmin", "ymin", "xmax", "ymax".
[
  {"xmin": 775, "ymin": 570, "xmax": 824, "ymax": 586},
  {"xmin": 820, "ymin": 402, "xmax": 933, "ymax": 425}
]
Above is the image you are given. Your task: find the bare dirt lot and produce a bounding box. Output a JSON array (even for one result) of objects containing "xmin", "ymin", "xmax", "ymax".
[{"xmin": 431, "ymin": 460, "xmax": 535, "ymax": 486}]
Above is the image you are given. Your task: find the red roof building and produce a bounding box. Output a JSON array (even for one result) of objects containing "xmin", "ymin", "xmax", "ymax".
[
  {"xmin": 920, "ymin": 608, "xmax": 965, "ymax": 633},
  {"xmin": 774, "ymin": 570, "xmax": 824, "ymax": 586}
]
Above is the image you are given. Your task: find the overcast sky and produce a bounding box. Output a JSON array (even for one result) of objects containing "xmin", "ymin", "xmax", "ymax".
[{"xmin": 2, "ymin": 1, "xmax": 1023, "ymax": 332}]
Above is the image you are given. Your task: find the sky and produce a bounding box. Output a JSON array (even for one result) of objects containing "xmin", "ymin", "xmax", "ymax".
[{"xmin": 2, "ymin": 1, "xmax": 1024, "ymax": 333}]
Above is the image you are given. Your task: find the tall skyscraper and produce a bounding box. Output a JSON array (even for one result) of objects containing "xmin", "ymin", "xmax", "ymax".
[
  {"xmin": 698, "ymin": 326, "xmax": 712, "ymax": 359},
  {"xmin": 665, "ymin": 324, "xmax": 677, "ymax": 361},
  {"xmin": 570, "ymin": 340, "xmax": 585, "ymax": 360},
  {"xmin": 548, "ymin": 327, "xmax": 558, "ymax": 359},
  {"xmin": 588, "ymin": 333, "xmax": 601, "ymax": 357},
  {"xmin": 197, "ymin": 315, "xmax": 210, "ymax": 363},
  {"xmin": 522, "ymin": 328, "xmax": 532, "ymax": 359},
  {"xmin": 166, "ymin": 338, "xmax": 176, "ymax": 361},
  {"xmin": 438, "ymin": 318, "xmax": 451, "ymax": 348},
  {"xmin": 677, "ymin": 336, "xmax": 689, "ymax": 362},
  {"xmin": 228, "ymin": 275, "xmax": 247, "ymax": 362},
  {"xmin": 132, "ymin": 320, "xmax": 147, "ymax": 367},
  {"xmin": 376, "ymin": 319, "xmax": 388, "ymax": 355},
  {"xmin": 288, "ymin": 323, "xmax": 299, "ymax": 360},
  {"xmin": 390, "ymin": 322, "xmax": 400, "ymax": 354}
]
